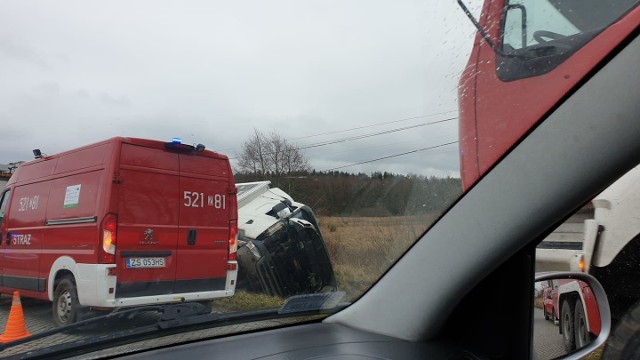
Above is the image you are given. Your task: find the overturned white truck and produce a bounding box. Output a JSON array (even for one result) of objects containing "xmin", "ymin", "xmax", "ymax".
[{"xmin": 235, "ymin": 181, "xmax": 337, "ymax": 297}]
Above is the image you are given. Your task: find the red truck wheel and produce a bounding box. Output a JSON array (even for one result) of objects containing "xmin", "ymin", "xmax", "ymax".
[
  {"xmin": 561, "ymin": 300, "xmax": 576, "ymax": 352},
  {"xmin": 574, "ymin": 298, "xmax": 590, "ymax": 349}
]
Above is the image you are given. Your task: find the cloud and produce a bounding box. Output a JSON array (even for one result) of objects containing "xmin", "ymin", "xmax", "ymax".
[
  {"xmin": 0, "ymin": 0, "xmax": 481, "ymax": 177},
  {"xmin": 0, "ymin": 38, "xmax": 49, "ymax": 70},
  {"xmin": 100, "ymin": 93, "xmax": 132, "ymax": 108}
]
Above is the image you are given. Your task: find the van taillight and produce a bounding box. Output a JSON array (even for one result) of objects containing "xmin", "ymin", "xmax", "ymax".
[
  {"xmin": 229, "ymin": 220, "xmax": 237, "ymax": 261},
  {"xmin": 100, "ymin": 213, "xmax": 117, "ymax": 263}
]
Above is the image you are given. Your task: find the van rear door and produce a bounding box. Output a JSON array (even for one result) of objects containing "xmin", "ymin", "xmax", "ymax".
[
  {"xmin": 176, "ymin": 154, "xmax": 231, "ymax": 293},
  {"xmin": 116, "ymin": 143, "xmax": 180, "ymax": 297}
]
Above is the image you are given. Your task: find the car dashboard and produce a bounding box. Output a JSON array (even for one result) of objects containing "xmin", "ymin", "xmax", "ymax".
[{"xmin": 112, "ymin": 323, "xmax": 484, "ymax": 360}]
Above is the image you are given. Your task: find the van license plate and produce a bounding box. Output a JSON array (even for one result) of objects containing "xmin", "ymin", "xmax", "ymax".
[{"xmin": 126, "ymin": 257, "xmax": 166, "ymax": 269}]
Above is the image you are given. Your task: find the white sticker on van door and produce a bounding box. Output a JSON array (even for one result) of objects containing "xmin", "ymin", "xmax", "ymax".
[{"xmin": 64, "ymin": 184, "xmax": 81, "ymax": 208}]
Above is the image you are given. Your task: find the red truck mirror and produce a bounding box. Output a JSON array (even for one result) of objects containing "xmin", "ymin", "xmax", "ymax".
[{"xmin": 533, "ymin": 272, "xmax": 610, "ymax": 359}]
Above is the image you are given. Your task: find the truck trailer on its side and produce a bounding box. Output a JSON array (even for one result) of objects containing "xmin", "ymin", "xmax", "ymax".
[{"xmin": 235, "ymin": 181, "xmax": 336, "ymax": 297}]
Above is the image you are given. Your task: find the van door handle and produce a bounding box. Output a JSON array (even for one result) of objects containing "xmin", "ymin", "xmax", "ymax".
[
  {"xmin": 5, "ymin": 232, "xmax": 11, "ymax": 245},
  {"xmin": 187, "ymin": 229, "xmax": 196, "ymax": 246}
]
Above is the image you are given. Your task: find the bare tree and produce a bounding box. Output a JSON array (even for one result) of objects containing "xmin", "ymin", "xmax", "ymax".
[
  {"xmin": 267, "ymin": 131, "xmax": 285, "ymax": 177},
  {"xmin": 237, "ymin": 129, "xmax": 310, "ymax": 176},
  {"xmin": 237, "ymin": 129, "xmax": 270, "ymax": 177},
  {"xmin": 282, "ymin": 141, "xmax": 310, "ymax": 174}
]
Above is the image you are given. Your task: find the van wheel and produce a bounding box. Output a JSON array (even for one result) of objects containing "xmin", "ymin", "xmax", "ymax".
[
  {"xmin": 544, "ymin": 307, "xmax": 550, "ymax": 320},
  {"xmin": 53, "ymin": 276, "xmax": 80, "ymax": 326},
  {"xmin": 561, "ymin": 300, "xmax": 576, "ymax": 352},
  {"xmin": 603, "ymin": 301, "xmax": 640, "ymax": 359}
]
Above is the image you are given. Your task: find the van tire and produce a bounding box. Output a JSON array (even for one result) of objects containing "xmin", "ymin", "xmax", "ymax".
[{"xmin": 52, "ymin": 276, "xmax": 80, "ymax": 327}]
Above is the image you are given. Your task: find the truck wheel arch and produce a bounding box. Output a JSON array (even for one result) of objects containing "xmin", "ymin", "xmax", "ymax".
[
  {"xmin": 590, "ymin": 234, "xmax": 640, "ymax": 321},
  {"xmin": 48, "ymin": 256, "xmax": 80, "ymax": 302}
]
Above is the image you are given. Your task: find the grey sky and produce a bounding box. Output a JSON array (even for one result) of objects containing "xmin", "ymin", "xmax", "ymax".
[{"xmin": 0, "ymin": 0, "xmax": 482, "ymax": 177}]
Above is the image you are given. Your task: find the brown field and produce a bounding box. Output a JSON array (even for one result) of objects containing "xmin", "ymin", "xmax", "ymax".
[
  {"xmin": 213, "ymin": 215, "xmax": 441, "ymax": 310},
  {"xmin": 318, "ymin": 214, "xmax": 441, "ymax": 301}
]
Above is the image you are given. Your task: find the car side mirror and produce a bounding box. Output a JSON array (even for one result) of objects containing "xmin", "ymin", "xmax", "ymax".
[{"xmin": 534, "ymin": 272, "xmax": 610, "ymax": 359}]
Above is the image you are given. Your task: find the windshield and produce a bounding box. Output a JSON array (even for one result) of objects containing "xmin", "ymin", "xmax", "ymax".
[
  {"xmin": 496, "ymin": 0, "xmax": 640, "ymax": 80},
  {"xmin": 0, "ymin": 0, "xmax": 638, "ymax": 358}
]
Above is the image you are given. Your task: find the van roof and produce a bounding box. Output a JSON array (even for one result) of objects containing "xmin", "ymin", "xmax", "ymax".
[
  {"xmin": 25, "ymin": 136, "xmax": 228, "ymax": 163},
  {"xmin": 6, "ymin": 137, "xmax": 230, "ymax": 186}
]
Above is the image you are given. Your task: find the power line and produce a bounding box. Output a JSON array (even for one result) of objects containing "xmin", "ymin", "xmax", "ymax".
[
  {"xmin": 306, "ymin": 133, "xmax": 457, "ymax": 157},
  {"xmin": 297, "ymin": 117, "xmax": 456, "ymax": 150},
  {"xmin": 229, "ymin": 117, "xmax": 456, "ymax": 160},
  {"xmin": 321, "ymin": 140, "xmax": 459, "ymax": 172},
  {"xmin": 290, "ymin": 110, "xmax": 458, "ymax": 140},
  {"xmin": 217, "ymin": 110, "xmax": 458, "ymax": 153}
]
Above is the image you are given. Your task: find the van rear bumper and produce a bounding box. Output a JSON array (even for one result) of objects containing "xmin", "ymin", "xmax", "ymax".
[
  {"xmin": 108, "ymin": 289, "xmax": 236, "ymax": 307},
  {"xmin": 75, "ymin": 263, "xmax": 237, "ymax": 308}
]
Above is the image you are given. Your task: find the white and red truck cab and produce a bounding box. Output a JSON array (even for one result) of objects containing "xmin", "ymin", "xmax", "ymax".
[
  {"xmin": 0, "ymin": 137, "xmax": 238, "ymax": 325},
  {"xmin": 457, "ymin": 0, "xmax": 640, "ymax": 354}
]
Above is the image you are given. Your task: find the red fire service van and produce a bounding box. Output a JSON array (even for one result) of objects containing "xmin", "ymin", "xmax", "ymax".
[{"xmin": 0, "ymin": 137, "xmax": 238, "ymax": 326}]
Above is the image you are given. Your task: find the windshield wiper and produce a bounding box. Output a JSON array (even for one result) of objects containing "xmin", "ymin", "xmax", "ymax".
[
  {"xmin": 1, "ymin": 292, "xmax": 347, "ymax": 360},
  {"xmin": 456, "ymin": 0, "xmax": 533, "ymax": 60}
]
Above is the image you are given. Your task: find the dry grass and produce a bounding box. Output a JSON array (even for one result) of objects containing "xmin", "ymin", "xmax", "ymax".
[
  {"xmin": 216, "ymin": 215, "xmax": 440, "ymax": 309},
  {"xmin": 584, "ymin": 347, "xmax": 603, "ymax": 360},
  {"xmin": 212, "ymin": 290, "xmax": 284, "ymax": 311},
  {"xmin": 534, "ymin": 298, "xmax": 544, "ymax": 309},
  {"xmin": 318, "ymin": 215, "xmax": 440, "ymax": 301}
]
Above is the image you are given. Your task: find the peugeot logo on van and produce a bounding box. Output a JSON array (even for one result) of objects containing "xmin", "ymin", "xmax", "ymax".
[{"xmin": 140, "ymin": 229, "xmax": 157, "ymax": 245}]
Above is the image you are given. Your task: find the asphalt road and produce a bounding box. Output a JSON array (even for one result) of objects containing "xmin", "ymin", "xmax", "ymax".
[
  {"xmin": 533, "ymin": 307, "xmax": 567, "ymax": 360},
  {"xmin": 0, "ymin": 294, "xmax": 160, "ymax": 357}
]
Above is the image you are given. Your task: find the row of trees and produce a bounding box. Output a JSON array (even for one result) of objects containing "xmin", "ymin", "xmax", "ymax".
[{"xmin": 235, "ymin": 129, "xmax": 461, "ymax": 216}]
